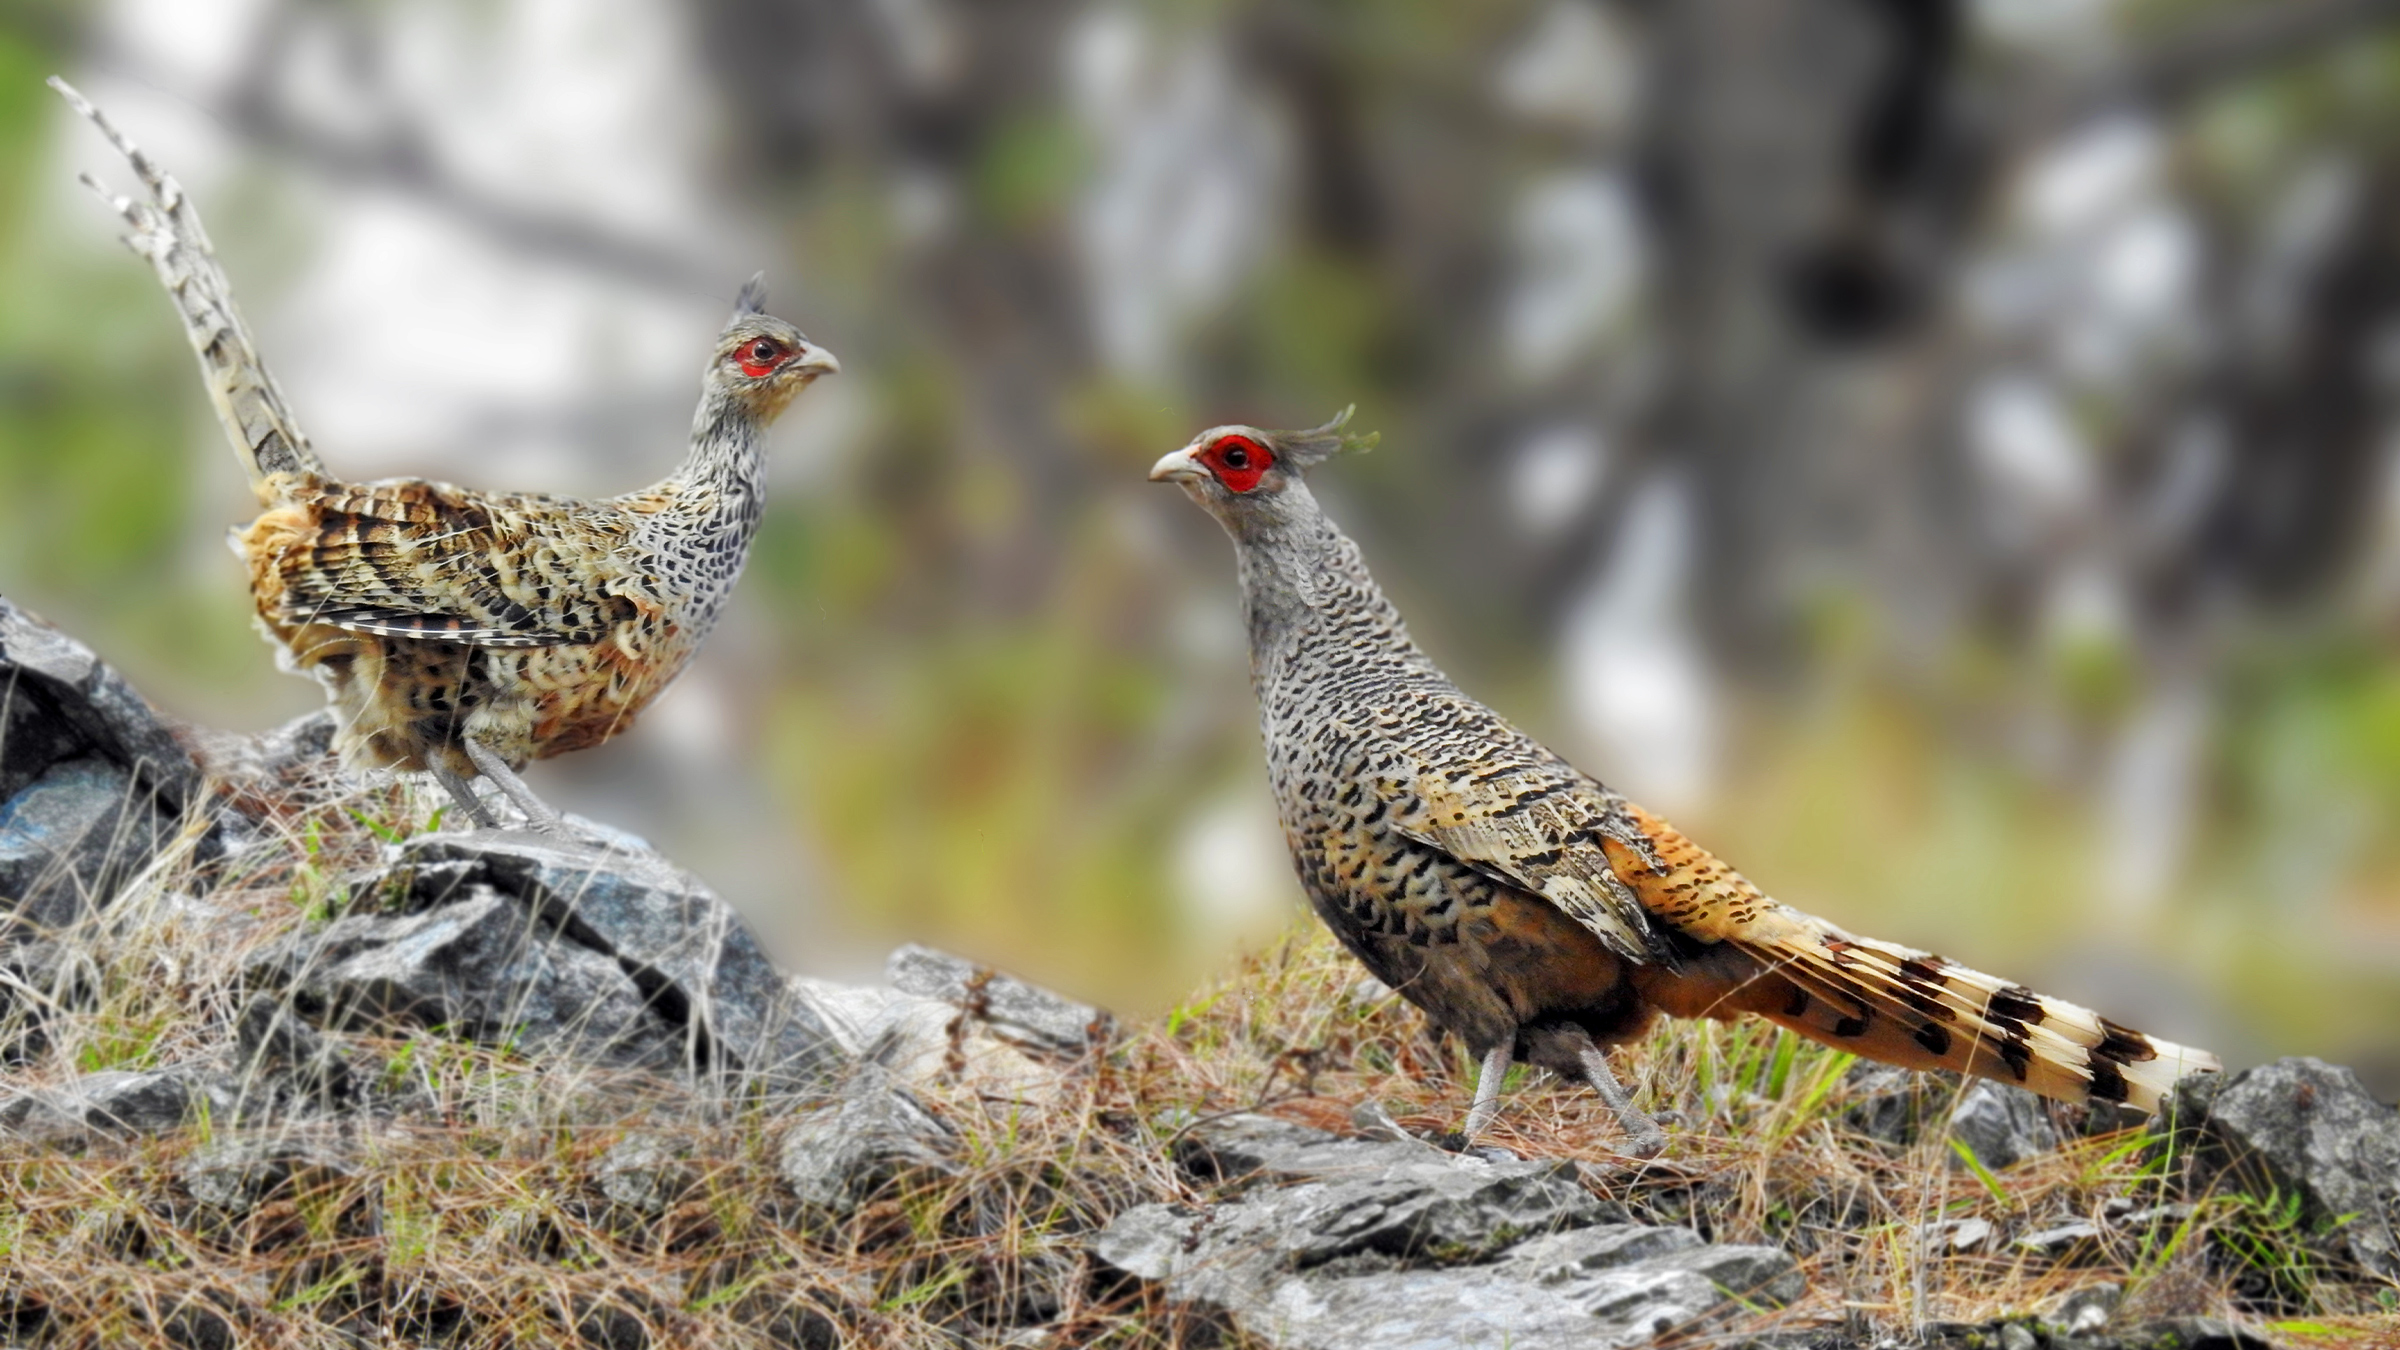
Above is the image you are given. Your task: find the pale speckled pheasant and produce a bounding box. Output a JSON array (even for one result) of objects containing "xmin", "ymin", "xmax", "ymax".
[
  {"xmin": 55, "ymin": 80, "xmax": 836, "ymax": 831},
  {"xmin": 1152, "ymin": 411, "xmax": 2222, "ymax": 1157}
]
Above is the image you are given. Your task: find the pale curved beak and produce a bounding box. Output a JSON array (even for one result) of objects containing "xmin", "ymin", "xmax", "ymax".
[
  {"xmin": 792, "ymin": 342, "xmax": 840, "ymax": 377},
  {"xmin": 1149, "ymin": 445, "xmax": 1204, "ymax": 484}
]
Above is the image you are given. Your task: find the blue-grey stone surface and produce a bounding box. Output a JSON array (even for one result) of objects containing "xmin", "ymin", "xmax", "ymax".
[
  {"xmin": 0, "ymin": 597, "xmax": 207, "ymax": 932},
  {"xmin": 249, "ymin": 885, "xmax": 682, "ymax": 1068},
  {"xmin": 0, "ymin": 758, "xmax": 172, "ymax": 931},
  {"xmin": 1949, "ymin": 1078, "xmax": 2062, "ymax": 1171},
  {"xmin": 306, "ymin": 829, "xmax": 845, "ymax": 1091},
  {"xmin": 0, "ymin": 595, "xmax": 203, "ymax": 813},
  {"xmin": 2171, "ymin": 1056, "xmax": 2400, "ymax": 1279},
  {"xmin": 1094, "ymin": 1114, "xmax": 1800, "ymax": 1350}
]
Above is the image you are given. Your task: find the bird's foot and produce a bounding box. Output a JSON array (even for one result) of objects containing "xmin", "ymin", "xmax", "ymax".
[
  {"xmin": 1575, "ymin": 1044, "xmax": 1666, "ymax": 1159},
  {"xmin": 429, "ymin": 763, "xmax": 500, "ymax": 831},
  {"xmin": 462, "ymin": 740, "xmax": 565, "ymax": 835}
]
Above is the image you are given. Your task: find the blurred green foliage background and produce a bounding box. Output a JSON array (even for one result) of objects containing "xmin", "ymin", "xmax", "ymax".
[{"xmin": 4, "ymin": 0, "xmax": 2400, "ymax": 1089}]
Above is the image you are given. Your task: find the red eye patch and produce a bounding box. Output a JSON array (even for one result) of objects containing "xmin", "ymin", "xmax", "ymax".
[
  {"xmin": 1198, "ymin": 435, "xmax": 1274, "ymax": 493},
  {"xmin": 737, "ymin": 337, "xmax": 786, "ymax": 378}
]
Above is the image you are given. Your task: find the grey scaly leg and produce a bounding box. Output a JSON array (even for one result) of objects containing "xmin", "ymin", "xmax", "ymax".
[
  {"xmin": 462, "ymin": 739, "xmax": 564, "ymax": 835},
  {"xmin": 430, "ymin": 762, "xmax": 499, "ymax": 830},
  {"xmin": 1462, "ymin": 1042, "xmax": 1514, "ymax": 1139},
  {"xmin": 1575, "ymin": 1040, "xmax": 1667, "ymax": 1159}
]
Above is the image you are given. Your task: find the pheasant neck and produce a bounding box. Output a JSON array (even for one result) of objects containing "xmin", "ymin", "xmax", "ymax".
[
  {"xmin": 665, "ymin": 392, "xmax": 770, "ymax": 526},
  {"xmin": 1229, "ymin": 488, "xmax": 1436, "ymax": 697},
  {"xmin": 632, "ymin": 390, "xmax": 771, "ymax": 637}
]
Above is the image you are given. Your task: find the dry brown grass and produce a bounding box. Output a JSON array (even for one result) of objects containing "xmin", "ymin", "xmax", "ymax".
[{"xmin": 0, "ymin": 780, "xmax": 2392, "ymax": 1347}]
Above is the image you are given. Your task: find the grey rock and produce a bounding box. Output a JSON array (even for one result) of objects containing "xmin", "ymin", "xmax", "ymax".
[
  {"xmin": 178, "ymin": 1137, "xmax": 353, "ymax": 1214},
  {"xmin": 1095, "ymin": 1114, "xmax": 1795, "ymax": 1349},
  {"xmin": 1921, "ymin": 1216, "xmax": 1995, "ymax": 1253},
  {"xmin": 1527, "ymin": 1239, "xmax": 1803, "ymax": 1332},
  {"xmin": 0, "ymin": 937, "xmax": 98, "ymax": 1063},
  {"xmin": 1180, "ymin": 1113, "xmax": 1634, "ymax": 1223},
  {"xmin": 2016, "ymin": 1220, "xmax": 2103, "ymax": 1257},
  {"xmin": 250, "ymin": 708, "xmax": 337, "ymax": 768},
  {"xmin": 596, "ymin": 1133, "xmax": 700, "ymax": 1216},
  {"xmin": 0, "ymin": 758, "xmax": 173, "ymax": 932},
  {"xmin": 2169, "ymin": 1055, "xmax": 2400, "ymax": 1279},
  {"xmin": 1178, "ymin": 1111, "xmax": 1452, "ymax": 1184},
  {"xmin": 786, "ymin": 972, "xmax": 1072, "ymax": 1100},
  {"xmin": 1153, "ymin": 1115, "xmax": 1607, "ymax": 1269},
  {"xmin": 1840, "ymin": 1060, "xmax": 1947, "ymax": 1147},
  {"xmin": 0, "ymin": 596, "xmax": 204, "ymax": 814},
  {"xmin": 1098, "ymin": 1201, "xmax": 1799, "ymax": 1350},
  {"xmin": 250, "ymin": 885, "xmax": 680, "ymax": 1067},
  {"xmin": 778, "ymin": 1069, "xmax": 960, "ymax": 1215},
  {"xmin": 228, "ymin": 994, "xmax": 353, "ymax": 1112},
  {"xmin": 395, "ymin": 831, "xmax": 841, "ymax": 1089},
  {"xmin": 1500, "ymin": 1222, "xmax": 1704, "ymax": 1283},
  {"xmin": 1919, "ymin": 1316, "xmax": 2273, "ymax": 1350},
  {"xmin": 1949, "ymin": 1079, "xmax": 2061, "ymax": 1171},
  {"xmin": 0, "ymin": 672, "xmax": 86, "ymax": 804},
  {"xmin": 2115, "ymin": 1202, "xmax": 2196, "ymax": 1235},
  {"xmin": 1272, "ymin": 1160, "xmax": 1605, "ymax": 1269},
  {"xmin": 2108, "ymin": 1317, "xmax": 2273, "ymax": 1349},
  {"xmin": 2040, "ymin": 1282, "xmax": 2121, "ymax": 1336},
  {"xmin": 886, "ymin": 943, "xmax": 1111, "ymax": 1057},
  {"xmin": 199, "ymin": 708, "xmax": 336, "ymax": 789},
  {"xmin": 0, "ymin": 1063, "xmax": 233, "ymax": 1140}
]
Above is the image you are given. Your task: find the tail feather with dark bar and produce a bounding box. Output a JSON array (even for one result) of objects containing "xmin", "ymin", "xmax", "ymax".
[
  {"xmin": 1601, "ymin": 802, "xmax": 2219, "ymax": 1113},
  {"xmin": 50, "ymin": 77, "xmax": 322, "ymax": 497}
]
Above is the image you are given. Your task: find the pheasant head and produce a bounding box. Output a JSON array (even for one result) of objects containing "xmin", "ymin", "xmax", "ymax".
[
  {"xmin": 707, "ymin": 275, "xmax": 839, "ymax": 424},
  {"xmin": 1148, "ymin": 405, "xmax": 1377, "ymax": 540}
]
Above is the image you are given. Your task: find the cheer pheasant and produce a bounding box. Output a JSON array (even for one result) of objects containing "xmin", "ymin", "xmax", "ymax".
[
  {"xmin": 1152, "ymin": 412, "xmax": 2220, "ymax": 1157},
  {"xmin": 56, "ymin": 80, "xmax": 836, "ymax": 831}
]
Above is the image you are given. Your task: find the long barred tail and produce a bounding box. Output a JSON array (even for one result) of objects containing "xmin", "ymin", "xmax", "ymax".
[
  {"xmin": 51, "ymin": 78, "xmax": 323, "ymax": 498},
  {"xmin": 1605, "ymin": 803, "xmax": 2222, "ymax": 1113}
]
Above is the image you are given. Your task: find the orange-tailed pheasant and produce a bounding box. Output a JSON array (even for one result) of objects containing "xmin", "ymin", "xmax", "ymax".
[
  {"xmin": 1151, "ymin": 410, "xmax": 2221, "ymax": 1156},
  {"xmin": 56, "ymin": 79, "xmax": 837, "ymax": 832}
]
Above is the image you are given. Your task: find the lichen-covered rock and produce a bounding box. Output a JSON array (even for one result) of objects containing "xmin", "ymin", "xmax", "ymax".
[
  {"xmin": 596, "ymin": 1133, "xmax": 701, "ymax": 1216},
  {"xmin": 396, "ymin": 831, "xmax": 842, "ymax": 1091},
  {"xmin": 0, "ymin": 937, "xmax": 96, "ymax": 1064},
  {"xmin": 2169, "ymin": 1056, "xmax": 2400, "ymax": 1279},
  {"xmin": 1950, "ymin": 1079, "xmax": 2062, "ymax": 1171},
  {"xmin": 1839, "ymin": 1060, "xmax": 1948, "ymax": 1147},
  {"xmin": 226, "ymin": 993, "xmax": 355, "ymax": 1116},
  {"xmin": 0, "ymin": 758, "xmax": 175, "ymax": 934},
  {"xmin": 0, "ymin": 596, "xmax": 204, "ymax": 813},
  {"xmin": 1095, "ymin": 1114, "xmax": 1797, "ymax": 1350},
  {"xmin": 886, "ymin": 944, "xmax": 1111, "ymax": 1058},
  {"xmin": 246, "ymin": 886, "xmax": 682, "ymax": 1068},
  {"xmin": 778, "ymin": 1069, "xmax": 960, "ymax": 1215},
  {"xmin": 0, "ymin": 1063, "xmax": 234, "ymax": 1141},
  {"xmin": 1914, "ymin": 1315, "xmax": 2272, "ymax": 1349},
  {"xmin": 0, "ymin": 597, "xmax": 210, "ymax": 933},
  {"xmin": 178, "ymin": 1137, "xmax": 355, "ymax": 1215}
]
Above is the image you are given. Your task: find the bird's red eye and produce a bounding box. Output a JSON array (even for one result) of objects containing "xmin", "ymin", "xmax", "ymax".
[
  {"xmin": 738, "ymin": 338, "xmax": 786, "ymax": 377},
  {"xmin": 1202, "ymin": 435, "xmax": 1274, "ymax": 493}
]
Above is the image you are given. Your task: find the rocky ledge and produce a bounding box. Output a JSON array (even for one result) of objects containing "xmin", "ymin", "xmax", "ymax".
[
  {"xmin": 1, "ymin": 594, "xmax": 2394, "ymax": 1348},
  {"xmin": 1096, "ymin": 1112, "xmax": 1802, "ymax": 1349}
]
